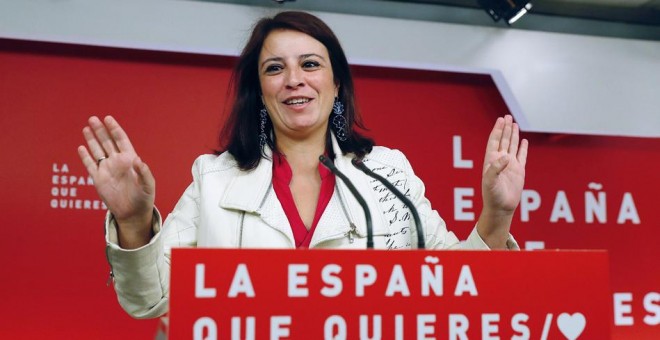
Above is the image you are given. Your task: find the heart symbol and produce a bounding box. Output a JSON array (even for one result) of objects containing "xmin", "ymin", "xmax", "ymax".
[{"xmin": 557, "ymin": 313, "xmax": 586, "ymax": 340}]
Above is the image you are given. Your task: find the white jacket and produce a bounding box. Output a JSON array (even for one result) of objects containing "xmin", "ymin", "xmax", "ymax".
[{"xmin": 105, "ymin": 135, "xmax": 518, "ymax": 318}]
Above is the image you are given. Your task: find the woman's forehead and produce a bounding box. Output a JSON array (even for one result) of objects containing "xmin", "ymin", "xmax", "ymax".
[{"xmin": 259, "ymin": 29, "xmax": 329, "ymax": 60}]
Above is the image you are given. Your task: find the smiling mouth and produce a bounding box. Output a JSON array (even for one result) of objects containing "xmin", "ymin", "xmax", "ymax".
[{"xmin": 284, "ymin": 98, "xmax": 312, "ymax": 105}]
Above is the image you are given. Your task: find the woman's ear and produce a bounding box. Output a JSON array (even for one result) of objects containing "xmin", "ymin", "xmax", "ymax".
[{"xmin": 334, "ymin": 83, "xmax": 340, "ymax": 98}]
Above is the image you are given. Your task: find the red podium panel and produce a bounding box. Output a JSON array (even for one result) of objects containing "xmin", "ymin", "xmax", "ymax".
[{"xmin": 170, "ymin": 249, "xmax": 611, "ymax": 339}]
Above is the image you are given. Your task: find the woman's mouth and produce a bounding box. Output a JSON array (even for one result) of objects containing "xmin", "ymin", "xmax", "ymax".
[{"xmin": 283, "ymin": 97, "xmax": 312, "ymax": 106}]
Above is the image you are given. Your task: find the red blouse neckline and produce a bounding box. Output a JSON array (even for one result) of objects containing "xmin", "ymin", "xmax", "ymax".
[{"xmin": 271, "ymin": 153, "xmax": 336, "ymax": 248}]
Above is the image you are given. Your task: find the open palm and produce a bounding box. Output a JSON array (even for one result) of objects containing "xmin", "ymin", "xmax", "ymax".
[
  {"xmin": 482, "ymin": 115, "xmax": 528, "ymax": 214},
  {"xmin": 77, "ymin": 116, "xmax": 155, "ymax": 228}
]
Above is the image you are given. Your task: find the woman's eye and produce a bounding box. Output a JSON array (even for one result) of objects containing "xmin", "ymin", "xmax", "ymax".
[
  {"xmin": 265, "ymin": 64, "xmax": 283, "ymax": 73},
  {"xmin": 302, "ymin": 61, "xmax": 320, "ymax": 69}
]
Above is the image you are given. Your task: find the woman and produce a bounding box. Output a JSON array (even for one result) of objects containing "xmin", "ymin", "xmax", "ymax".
[{"xmin": 78, "ymin": 11, "xmax": 528, "ymax": 318}]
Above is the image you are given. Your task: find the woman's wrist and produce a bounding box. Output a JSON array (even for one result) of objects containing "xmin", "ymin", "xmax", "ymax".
[
  {"xmin": 476, "ymin": 209, "xmax": 514, "ymax": 249},
  {"xmin": 116, "ymin": 211, "xmax": 155, "ymax": 249}
]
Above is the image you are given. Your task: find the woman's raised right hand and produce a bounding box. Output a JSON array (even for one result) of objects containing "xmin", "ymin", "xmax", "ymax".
[{"xmin": 78, "ymin": 116, "xmax": 155, "ymax": 248}]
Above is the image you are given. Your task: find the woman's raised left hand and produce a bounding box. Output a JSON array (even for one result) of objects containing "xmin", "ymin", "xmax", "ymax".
[{"xmin": 477, "ymin": 115, "xmax": 528, "ymax": 248}]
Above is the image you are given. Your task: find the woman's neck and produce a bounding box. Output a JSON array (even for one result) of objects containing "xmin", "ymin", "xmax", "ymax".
[{"xmin": 276, "ymin": 133, "xmax": 326, "ymax": 175}]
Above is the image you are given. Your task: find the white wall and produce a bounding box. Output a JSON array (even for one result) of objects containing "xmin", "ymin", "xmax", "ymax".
[{"xmin": 1, "ymin": 0, "xmax": 658, "ymax": 137}]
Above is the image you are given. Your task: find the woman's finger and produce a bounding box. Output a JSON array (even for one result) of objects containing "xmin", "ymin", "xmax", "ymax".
[
  {"xmin": 486, "ymin": 117, "xmax": 505, "ymax": 153},
  {"xmin": 82, "ymin": 126, "xmax": 107, "ymax": 161},
  {"xmin": 517, "ymin": 139, "xmax": 529, "ymax": 168},
  {"xmin": 499, "ymin": 115, "xmax": 513, "ymax": 153},
  {"xmin": 134, "ymin": 157, "xmax": 155, "ymax": 194},
  {"xmin": 77, "ymin": 145, "xmax": 98, "ymax": 176},
  {"xmin": 509, "ymin": 123, "xmax": 520, "ymax": 155},
  {"xmin": 104, "ymin": 116, "xmax": 136, "ymax": 154},
  {"xmin": 89, "ymin": 116, "xmax": 119, "ymax": 156}
]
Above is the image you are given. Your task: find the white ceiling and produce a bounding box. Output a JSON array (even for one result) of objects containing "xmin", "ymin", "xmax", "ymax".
[
  {"xmin": 206, "ymin": 0, "xmax": 660, "ymax": 40},
  {"xmin": 414, "ymin": 0, "xmax": 660, "ymax": 25}
]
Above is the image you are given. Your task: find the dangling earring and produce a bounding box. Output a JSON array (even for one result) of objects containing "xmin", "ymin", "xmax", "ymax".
[
  {"xmin": 259, "ymin": 107, "xmax": 268, "ymax": 149},
  {"xmin": 331, "ymin": 97, "xmax": 348, "ymax": 142}
]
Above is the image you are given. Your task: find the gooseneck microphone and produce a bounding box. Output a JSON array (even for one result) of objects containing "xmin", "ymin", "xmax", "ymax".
[
  {"xmin": 351, "ymin": 158, "xmax": 426, "ymax": 249},
  {"xmin": 319, "ymin": 155, "xmax": 374, "ymax": 249}
]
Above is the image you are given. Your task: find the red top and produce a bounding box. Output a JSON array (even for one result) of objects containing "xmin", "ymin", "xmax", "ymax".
[{"xmin": 272, "ymin": 153, "xmax": 336, "ymax": 248}]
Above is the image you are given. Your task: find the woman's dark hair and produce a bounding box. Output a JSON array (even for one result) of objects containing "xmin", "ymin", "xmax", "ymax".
[{"xmin": 218, "ymin": 11, "xmax": 374, "ymax": 170}]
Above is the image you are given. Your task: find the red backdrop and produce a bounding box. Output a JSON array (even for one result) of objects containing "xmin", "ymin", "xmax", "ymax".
[{"xmin": 0, "ymin": 39, "xmax": 657, "ymax": 339}]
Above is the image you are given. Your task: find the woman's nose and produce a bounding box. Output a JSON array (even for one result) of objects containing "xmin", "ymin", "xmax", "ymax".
[{"xmin": 285, "ymin": 67, "xmax": 304, "ymax": 89}]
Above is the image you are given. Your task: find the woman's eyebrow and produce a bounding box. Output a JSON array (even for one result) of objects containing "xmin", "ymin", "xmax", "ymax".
[
  {"xmin": 260, "ymin": 57, "xmax": 283, "ymax": 68},
  {"xmin": 300, "ymin": 53, "xmax": 325, "ymax": 61}
]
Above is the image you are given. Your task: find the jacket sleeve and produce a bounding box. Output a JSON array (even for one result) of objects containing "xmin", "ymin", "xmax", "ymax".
[
  {"xmin": 396, "ymin": 150, "xmax": 519, "ymax": 250},
  {"xmin": 104, "ymin": 158, "xmax": 203, "ymax": 319}
]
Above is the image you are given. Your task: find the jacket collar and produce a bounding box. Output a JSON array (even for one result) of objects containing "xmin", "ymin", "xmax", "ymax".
[
  {"xmin": 219, "ymin": 146, "xmax": 274, "ymax": 213},
  {"xmin": 219, "ymin": 133, "xmax": 342, "ymax": 213},
  {"xmin": 219, "ymin": 132, "xmax": 389, "ymax": 241}
]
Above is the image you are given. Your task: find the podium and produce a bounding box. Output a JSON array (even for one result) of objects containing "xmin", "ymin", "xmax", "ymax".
[{"xmin": 170, "ymin": 249, "xmax": 611, "ymax": 339}]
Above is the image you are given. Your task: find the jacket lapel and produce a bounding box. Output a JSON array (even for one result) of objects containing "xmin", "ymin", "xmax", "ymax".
[
  {"xmin": 217, "ymin": 134, "xmax": 390, "ymax": 248},
  {"xmin": 326, "ymin": 134, "xmax": 390, "ymax": 238},
  {"xmin": 219, "ymin": 148, "xmax": 294, "ymax": 244}
]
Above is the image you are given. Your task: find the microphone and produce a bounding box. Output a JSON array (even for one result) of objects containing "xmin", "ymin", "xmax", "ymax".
[
  {"xmin": 351, "ymin": 158, "xmax": 426, "ymax": 249},
  {"xmin": 319, "ymin": 155, "xmax": 374, "ymax": 249}
]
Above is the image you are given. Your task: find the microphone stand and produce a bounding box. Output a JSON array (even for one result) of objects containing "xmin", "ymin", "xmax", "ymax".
[
  {"xmin": 319, "ymin": 155, "xmax": 374, "ymax": 249},
  {"xmin": 351, "ymin": 158, "xmax": 425, "ymax": 249}
]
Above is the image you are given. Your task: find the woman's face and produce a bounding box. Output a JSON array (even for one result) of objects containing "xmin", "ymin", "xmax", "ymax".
[{"xmin": 258, "ymin": 29, "xmax": 338, "ymax": 143}]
